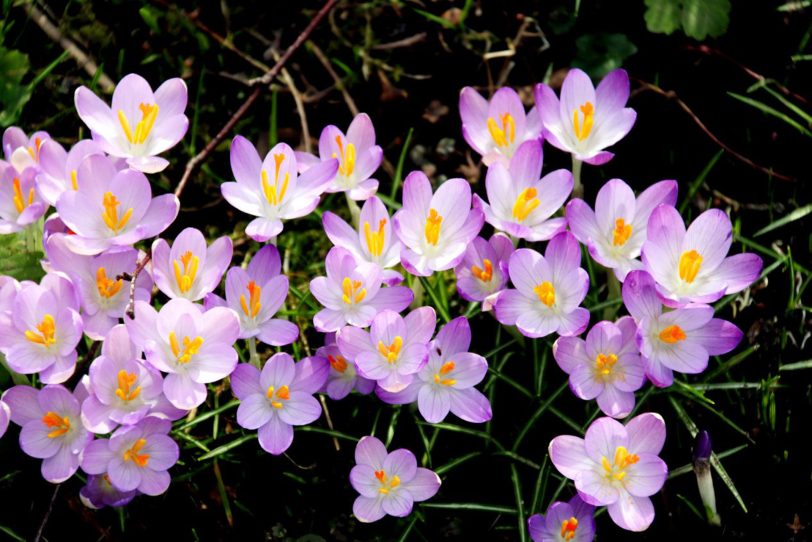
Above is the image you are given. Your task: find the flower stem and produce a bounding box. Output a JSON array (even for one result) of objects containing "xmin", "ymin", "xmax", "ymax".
[
  {"xmin": 247, "ymin": 337, "xmax": 260, "ymax": 368},
  {"xmin": 345, "ymin": 192, "xmax": 361, "ymax": 228},
  {"xmin": 603, "ymin": 269, "xmax": 622, "ymax": 320},
  {"xmin": 571, "ymin": 156, "xmax": 583, "ymax": 199}
]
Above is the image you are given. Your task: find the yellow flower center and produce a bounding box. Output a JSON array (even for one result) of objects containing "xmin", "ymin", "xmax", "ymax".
[
  {"xmin": 25, "ymin": 137, "xmax": 44, "ymax": 162},
  {"xmin": 118, "ymin": 103, "xmax": 159, "ymax": 145},
  {"xmin": 169, "ymin": 332, "xmax": 204, "ymax": 364},
  {"xmin": 424, "ymin": 208, "xmax": 443, "ymax": 246},
  {"xmin": 25, "ymin": 314, "xmax": 57, "ymax": 348},
  {"xmin": 560, "ymin": 517, "xmax": 579, "ymax": 541},
  {"xmin": 261, "ymin": 153, "xmax": 290, "ymax": 206},
  {"xmin": 433, "ymin": 361, "xmax": 456, "ymax": 386},
  {"xmin": 471, "ymin": 258, "xmax": 493, "ymax": 283},
  {"xmin": 173, "ymin": 251, "xmax": 199, "ymax": 294},
  {"xmin": 573, "ymin": 101, "xmax": 595, "ymax": 141},
  {"xmin": 332, "ymin": 135, "xmax": 356, "ymax": 178},
  {"xmin": 96, "ymin": 267, "xmax": 124, "ymax": 299},
  {"xmin": 512, "ymin": 187, "xmax": 541, "ymax": 222},
  {"xmin": 612, "ymin": 218, "xmax": 633, "ymax": 247},
  {"xmin": 12, "ymin": 177, "xmax": 34, "ymax": 214},
  {"xmin": 678, "ymin": 250, "xmax": 702, "ymax": 283},
  {"xmin": 101, "ymin": 191, "xmax": 133, "ymax": 234},
  {"xmin": 266, "ymin": 385, "xmax": 290, "ymax": 409},
  {"xmin": 328, "ymin": 354, "xmax": 348, "ymax": 373},
  {"xmin": 487, "ymin": 112, "xmax": 516, "ymax": 148},
  {"xmin": 377, "ymin": 336, "xmax": 404, "ymax": 364},
  {"xmin": 123, "ymin": 438, "xmax": 150, "ymax": 467},
  {"xmin": 364, "ymin": 218, "xmax": 387, "ymax": 257},
  {"xmin": 341, "ymin": 277, "xmax": 367, "ymax": 305},
  {"xmin": 115, "ymin": 369, "xmax": 142, "ymax": 402},
  {"xmin": 70, "ymin": 169, "xmax": 78, "ymax": 191},
  {"xmin": 533, "ymin": 281, "xmax": 556, "ymax": 307},
  {"xmin": 659, "ymin": 324, "xmax": 686, "ymax": 344},
  {"xmin": 240, "ymin": 281, "xmax": 262, "ymax": 318},
  {"xmin": 375, "ymin": 469, "xmax": 401, "ymax": 494},
  {"xmin": 41, "ymin": 411, "xmax": 71, "ymax": 438},
  {"xmin": 601, "ymin": 445, "xmax": 639, "ymax": 482},
  {"xmin": 595, "ymin": 352, "xmax": 618, "ymax": 376}
]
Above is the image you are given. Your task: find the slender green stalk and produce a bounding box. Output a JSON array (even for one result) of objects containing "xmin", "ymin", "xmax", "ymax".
[
  {"xmin": 345, "ymin": 192, "xmax": 361, "ymax": 228},
  {"xmin": 247, "ymin": 337, "xmax": 260, "ymax": 368},
  {"xmin": 571, "ymin": 156, "xmax": 583, "ymax": 199}
]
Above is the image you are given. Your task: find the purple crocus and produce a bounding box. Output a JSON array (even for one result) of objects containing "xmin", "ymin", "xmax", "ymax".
[
  {"xmin": 36, "ymin": 139, "xmax": 106, "ymax": 206},
  {"xmin": 535, "ymin": 69, "xmax": 636, "ymax": 166},
  {"xmin": 0, "ymin": 165, "xmax": 47, "ymax": 233},
  {"xmin": 621, "ymin": 270, "xmax": 742, "ymax": 388},
  {"xmin": 459, "ymin": 86, "xmax": 542, "ymax": 166},
  {"xmin": 2, "ymin": 384, "xmax": 93, "ymax": 483},
  {"xmin": 45, "ymin": 235, "xmax": 152, "ymax": 340},
  {"xmin": 528, "ymin": 494, "xmax": 596, "ymax": 542},
  {"xmin": 392, "ymin": 172, "xmax": 484, "ymax": 277},
  {"xmin": 566, "ymin": 179, "xmax": 678, "ymax": 281},
  {"xmin": 55, "ymin": 154, "xmax": 179, "ymax": 255},
  {"xmin": 549, "ymin": 413, "xmax": 668, "ymax": 532},
  {"xmin": 350, "ymin": 435, "xmax": 441, "ymax": 522},
  {"xmin": 125, "ymin": 298, "xmax": 240, "ymax": 410},
  {"xmin": 309, "ymin": 247, "xmax": 413, "ymax": 332},
  {"xmin": 553, "ymin": 317, "xmax": 645, "ymax": 419},
  {"xmin": 494, "ymin": 232, "xmax": 590, "ymax": 338},
  {"xmin": 0, "ymin": 273, "xmax": 83, "ymax": 384},
  {"xmin": 81, "ymin": 417, "xmax": 179, "ymax": 496},
  {"xmin": 2, "ymin": 127, "xmax": 50, "ymax": 173},
  {"xmin": 317, "ymin": 333, "xmax": 375, "ymax": 400},
  {"xmin": 454, "ymin": 233, "xmax": 514, "ymax": 311},
  {"xmin": 230, "ymin": 353, "xmax": 328, "ymax": 455},
  {"xmin": 322, "ymin": 195, "xmax": 403, "ymax": 285},
  {"xmin": 474, "ymin": 139, "xmax": 572, "ymax": 241},
  {"xmin": 74, "ymin": 73, "xmax": 189, "ymax": 173},
  {"xmin": 152, "ymin": 227, "xmax": 232, "ymax": 301},
  {"xmin": 336, "ymin": 307, "xmax": 436, "ymax": 393},
  {"xmin": 376, "ymin": 316, "xmax": 492, "ymax": 423},
  {"xmin": 0, "ymin": 398, "xmax": 10, "ymax": 439},
  {"xmin": 80, "ymin": 474, "xmax": 138, "ymax": 509},
  {"xmin": 642, "ymin": 205, "xmax": 763, "ymax": 306},
  {"xmin": 222, "ymin": 137, "xmax": 337, "ymax": 241},
  {"xmin": 82, "ymin": 325, "xmax": 184, "ymax": 433},
  {"xmin": 299, "ymin": 113, "xmax": 383, "ymax": 200}
]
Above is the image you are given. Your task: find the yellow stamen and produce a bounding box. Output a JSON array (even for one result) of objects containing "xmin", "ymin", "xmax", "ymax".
[
  {"xmin": 512, "ymin": 187, "xmax": 541, "ymax": 222},
  {"xmin": 70, "ymin": 169, "xmax": 78, "ymax": 191},
  {"xmin": 573, "ymin": 101, "xmax": 595, "ymax": 141},
  {"xmin": 612, "ymin": 218, "xmax": 633, "ymax": 247},
  {"xmin": 26, "ymin": 138, "xmax": 43, "ymax": 162},
  {"xmin": 374, "ymin": 469, "xmax": 401, "ymax": 494},
  {"xmin": 341, "ymin": 277, "xmax": 367, "ymax": 305},
  {"xmin": 239, "ymin": 281, "xmax": 262, "ymax": 318},
  {"xmin": 260, "ymin": 153, "xmax": 291, "ymax": 206},
  {"xmin": 333, "ymin": 135, "xmax": 357, "ymax": 177},
  {"xmin": 118, "ymin": 103, "xmax": 160, "ymax": 145},
  {"xmin": 123, "ymin": 438, "xmax": 150, "ymax": 467},
  {"xmin": 471, "ymin": 259, "xmax": 493, "ymax": 283},
  {"xmin": 12, "ymin": 177, "xmax": 34, "ymax": 214},
  {"xmin": 168, "ymin": 331, "xmax": 204, "ymax": 364},
  {"xmin": 433, "ymin": 360, "xmax": 456, "ymax": 386},
  {"xmin": 424, "ymin": 208, "xmax": 442, "ymax": 246},
  {"xmin": 115, "ymin": 369, "xmax": 141, "ymax": 401},
  {"xmin": 328, "ymin": 354, "xmax": 348, "ymax": 373},
  {"xmin": 266, "ymin": 384, "xmax": 290, "ymax": 409},
  {"xmin": 364, "ymin": 219, "xmax": 387, "ymax": 257},
  {"xmin": 678, "ymin": 250, "xmax": 703, "ymax": 283},
  {"xmin": 560, "ymin": 517, "xmax": 579, "ymax": 541},
  {"xmin": 377, "ymin": 336, "xmax": 403, "ymax": 364},
  {"xmin": 659, "ymin": 325, "xmax": 686, "ymax": 344},
  {"xmin": 25, "ymin": 314, "xmax": 57, "ymax": 348},
  {"xmin": 173, "ymin": 251, "xmax": 199, "ymax": 294},
  {"xmin": 533, "ymin": 281, "xmax": 556, "ymax": 307},
  {"xmin": 101, "ymin": 191, "xmax": 133, "ymax": 233},
  {"xmin": 487, "ymin": 112, "xmax": 516, "ymax": 148},
  {"xmin": 96, "ymin": 267, "xmax": 124, "ymax": 299},
  {"xmin": 595, "ymin": 352, "xmax": 618, "ymax": 376},
  {"xmin": 41, "ymin": 411, "xmax": 71, "ymax": 438},
  {"xmin": 601, "ymin": 445, "xmax": 639, "ymax": 482}
]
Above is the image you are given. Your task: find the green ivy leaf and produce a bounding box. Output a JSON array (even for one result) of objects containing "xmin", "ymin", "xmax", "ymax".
[
  {"xmin": 681, "ymin": 0, "xmax": 731, "ymax": 39},
  {"xmin": 644, "ymin": 0, "xmax": 682, "ymax": 35},
  {"xmin": 573, "ymin": 33, "xmax": 638, "ymax": 79}
]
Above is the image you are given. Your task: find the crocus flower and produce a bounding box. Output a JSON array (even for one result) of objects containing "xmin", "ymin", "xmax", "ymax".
[
  {"xmin": 459, "ymin": 86, "xmax": 542, "ymax": 166},
  {"xmin": 474, "ymin": 139, "xmax": 572, "ymax": 241},
  {"xmin": 553, "ymin": 317, "xmax": 645, "ymax": 419},
  {"xmin": 151, "ymin": 227, "xmax": 232, "ymax": 301},
  {"xmin": 0, "ymin": 273, "xmax": 82, "ymax": 384},
  {"xmin": 300, "ymin": 113, "xmax": 383, "ymax": 200},
  {"xmin": 222, "ymin": 137, "xmax": 337, "ymax": 241},
  {"xmin": 534, "ymin": 69, "xmax": 636, "ymax": 166},
  {"xmin": 692, "ymin": 430, "xmax": 721, "ymax": 526},
  {"xmin": 2, "ymin": 127, "xmax": 50, "ymax": 173},
  {"xmin": 642, "ymin": 205, "xmax": 763, "ymax": 306},
  {"xmin": 125, "ymin": 298, "xmax": 240, "ymax": 410},
  {"xmin": 2, "ymin": 384, "xmax": 93, "ymax": 483},
  {"xmin": 81, "ymin": 417, "xmax": 179, "ymax": 496},
  {"xmin": 230, "ymin": 353, "xmax": 328, "ymax": 455},
  {"xmin": 0, "ymin": 165, "xmax": 47, "ymax": 233},
  {"xmin": 317, "ymin": 333, "xmax": 375, "ymax": 400},
  {"xmin": 622, "ymin": 270, "xmax": 743, "ymax": 387},
  {"xmin": 376, "ymin": 316, "xmax": 492, "ymax": 423},
  {"xmin": 45, "ymin": 235, "xmax": 152, "ymax": 340},
  {"xmin": 336, "ymin": 307, "xmax": 436, "ymax": 393},
  {"xmin": 309, "ymin": 247, "xmax": 413, "ymax": 332},
  {"xmin": 549, "ymin": 412, "xmax": 668, "ymax": 532},
  {"xmin": 74, "ymin": 73, "xmax": 189, "ymax": 173},
  {"xmin": 494, "ymin": 232, "xmax": 590, "ymax": 338},
  {"xmin": 392, "ymin": 172, "xmax": 484, "ymax": 277},
  {"xmin": 527, "ymin": 494, "xmax": 596, "ymax": 542},
  {"xmin": 82, "ymin": 325, "xmax": 184, "ymax": 433},
  {"xmin": 55, "ymin": 154, "xmax": 179, "ymax": 255},
  {"xmin": 350, "ymin": 435, "xmax": 441, "ymax": 522},
  {"xmin": 322, "ymin": 195, "xmax": 403, "ymax": 285},
  {"xmin": 566, "ymin": 179, "xmax": 678, "ymax": 281},
  {"xmin": 36, "ymin": 139, "xmax": 106, "ymax": 206},
  {"xmin": 0, "ymin": 398, "xmax": 9, "ymax": 439},
  {"xmin": 454, "ymin": 233, "xmax": 514, "ymax": 311},
  {"xmin": 79, "ymin": 474, "xmax": 138, "ymax": 509}
]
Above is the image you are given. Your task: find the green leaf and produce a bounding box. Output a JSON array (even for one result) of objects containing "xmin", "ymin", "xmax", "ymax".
[
  {"xmin": 0, "ymin": 229, "xmax": 44, "ymax": 282},
  {"xmin": 0, "ymin": 45, "xmax": 31, "ymax": 127},
  {"xmin": 573, "ymin": 33, "xmax": 638, "ymax": 79},
  {"xmin": 644, "ymin": 0, "xmax": 682, "ymax": 35},
  {"xmin": 681, "ymin": 0, "xmax": 731, "ymax": 40}
]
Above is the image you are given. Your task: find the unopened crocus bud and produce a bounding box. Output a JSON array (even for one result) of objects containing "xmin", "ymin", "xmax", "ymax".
[{"xmin": 693, "ymin": 430, "xmax": 721, "ymax": 526}]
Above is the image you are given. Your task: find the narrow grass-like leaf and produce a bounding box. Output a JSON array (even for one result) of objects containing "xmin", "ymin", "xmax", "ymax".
[
  {"xmin": 779, "ymin": 359, "xmax": 812, "ymax": 371},
  {"xmin": 511, "ymin": 464, "xmax": 527, "ymax": 542},
  {"xmin": 420, "ymin": 503, "xmax": 518, "ymax": 514},
  {"xmin": 197, "ymin": 434, "xmax": 258, "ymax": 461},
  {"xmin": 679, "ymin": 150, "xmax": 723, "ymax": 213},
  {"xmin": 728, "ymin": 92, "xmax": 812, "ymax": 137},
  {"xmin": 391, "ymin": 127, "xmax": 414, "ymax": 199},
  {"xmin": 754, "ymin": 204, "xmax": 812, "ymax": 237}
]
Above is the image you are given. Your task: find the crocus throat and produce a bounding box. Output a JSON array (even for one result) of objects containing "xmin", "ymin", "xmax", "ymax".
[
  {"xmin": 25, "ymin": 314, "xmax": 57, "ymax": 348},
  {"xmin": 678, "ymin": 250, "xmax": 702, "ymax": 283},
  {"xmin": 471, "ymin": 258, "xmax": 493, "ymax": 283},
  {"xmin": 659, "ymin": 324, "xmax": 686, "ymax": 344},
  {"xmin": 41, "ymin": 411, "xmax": 71, "ymax": 438},
  {"xmin": 266, "ymin": 385, "xmax": 290, "ymax": 409},
  {"xmin": 595, "ymin": 352, "xmax": 618, "ymax": 376},
  {"xmin": 424, "ymin": 208, "xmax": 442, "ymax": 246},
  {"xmin": 96, "ymin": 267, "xmax": 124, "ymax": 299},
  {"xmin": 560, "ymin": 517, "xmax": 579, "ymax": 541},
  {"xmin": 612, "ymin": 218, "xmax": 632, "ymax": 246},
  {"xmin": 261, "ymin": 153, "xmax": 290, "ymax": 206},
  {"xmin": 433, "ymin": 360, "xmax": 456, "ymax": 386},
  {"xmin": 333, "ymin": 135, "xmax": 356, "ymax": 178},
  {"xmin": 12, "ymin": 177, "xmax": 34, "ymax": 214},
  {"xmin": 374, "ymin": 469, "xmax": 401, "ymax": 494},
  {"xmin": 601, "ymin": 445, "xmax": 639, "ymax": 482},
  {"xmin": 173, "ymin": 251, "xmax": 199, "ymax": 294},
  {"xmin": 364, "ymin": 219, "xmax": 387, "ymax": 257},
  {"xmin": 115, "ymin": 369, "xmax": 141, "ymax": 401},
  {"xmin": 240, "ymin": 281, "xmax": 262, "ymax": 318},
  {"xmin": 123, "ymin": 438, "xmax": 150, "ymax": 467},
  {"xmin": 573, "ymin": 101, "xmax": 594, "ymax": 141},
  {"xmin": 118, "ymin": 103, "xmax": 159, "ymax": 145},
  {"xmin": 512, "ymin": 187, "xmax": 540, "ymax": 222},
  {"xmin": 533, "ymin": 281, "xmax": 556, "ymax": 307},
  {"xmin": 169, "ymin": 332, "xmax": 204, "ymax": 364},
  {"xmin": 328, "ymin": 354, "xmax": 348, "ymax": 373},
  {"xmin": 101, "ymin": 191, "xmax": 133, "ymax": 234},
  {"xmin": 341, "ymin": 277, "xmax": 367, "ymax": 305},
  {"xmin": 487, "ymin": 112, "xmax": 516, "ymax": 148},
  {"xmin": 377, "ymin": 336, "xmax": 403, "ymax": 364}
]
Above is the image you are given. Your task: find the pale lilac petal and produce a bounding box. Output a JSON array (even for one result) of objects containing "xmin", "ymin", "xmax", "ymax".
[
  {"xmin": 584, "ymin": 417, "xmax": 627, "ymax": 463},
  {"xmin": 257, "ymin": 319, "xmax": 299, "ymax": 347},
  {"xmin": 625, "ymin": 412, "xmax": 666, "ymax": 455},
  {"xmin": 229, "ymin": 363, "xmax": 261, "ymax": 399},
  {"xmin": 404, "ymin": 467, "xmax": 441, "ymax": 501},
  {"xmin": 548, "ymin": 435, "xmax": 591, "ymax": 480},
  {"xmin": 448, "ymin": 388, "xmax": 492, "ymax": 423},
  {"xmin": 258, "ymin": 416, "xmax": 293, "ymax": 455},
  {"xmin": 20, "ymin": 421, "xmax": 63, "ymax": 458},
  {"xmin": 625, "ymin": 455, "xmax": 668, "ymax": 497},
  {"xmin": 355, "ymin": 436, "xmax": 388, "ymax": 469},
  {"xmin": 138, "ymin": 468, "xmax": 171, "ymax": 496},
  {"xmin": 417, "ymin": 386, "xmax": 451, "ymax": 423},
  {"xmin": 595, "ymin": 69, "xmax": 630, "ymax": 113},
  {"xmin": 353, "ymin": 495, "xmax": 386, "ymax": 523},
  {"xmin": 576, "ymin": 468, "xmax": 620, "ymax": 505},
  {"xmin": 277, "ymin": 392, "xmax": 322, "ymax": 426},
  {"xmin": 350, "ymin": 464, "xmax": 382, "ymax": 497},
  {"xmin": 41, "ymin": 446, "xmax": 80, "ymax": 483},
  {"xmin": 237, "ymin": 394, "xmax": 273, "ymax": 429},
  {"xmin": 713, "ymin": 253, "xmax": 762, "ymax": 294},
  {"xmin": 382, "ymin": 491, "xmax": 414, "ymax": 517},
  {"xmin": 607, "ymin": 493, "xmax": 655, "ymax": 532}
]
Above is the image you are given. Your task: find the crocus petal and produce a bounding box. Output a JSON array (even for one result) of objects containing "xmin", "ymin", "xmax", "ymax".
[
  {"xmin": 607, "ymin": 493, "xmax": 655, "ymax": 532},
  {"xmin": 355, "ymin": 435, "xmax": 387, "ymax": 469},
  {"xmin": 404, "ymin": 467, "xmax": 441, "ymax": 501},
  {"xmin": 258, "ymin": 416, "xmax": 293, "ymax": 455},
  {"xmin": 549, "ymin": 435, "xmax": 591, "ymax": 480},
  {"xmin": 237, "ymin": 394, "xmax": 273, "ymax": 430},
  {"xmin": 625, "ymin": 412, "xmax": 666, "ymax": 455},
  {"xmin": 353, "ymin": 495, "xmax": 386, "ymax": 523}
]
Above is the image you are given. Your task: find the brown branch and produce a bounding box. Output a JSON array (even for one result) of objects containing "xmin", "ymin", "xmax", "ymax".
[
  {"xmin": 635, "ymin": 80, "xmax": 796, "ymax": 183},
  {"xmin": 308, "ymin": 40, "xmax": 360, "ymax": 116},
  {"xmin": 125, "ymin": 253, "xmax": 152, "ymax": 319},
  {"xmin": 371, "ymin": 32, "xmax": 428, "ymax": 51},
  {"xmin": 173, "ymin": 0, "xmax": 338, "ymax": 199}
]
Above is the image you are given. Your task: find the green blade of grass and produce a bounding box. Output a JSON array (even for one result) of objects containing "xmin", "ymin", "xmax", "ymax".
[
  {"xmin": 391, "ymin": 127, "xmax": 414, "ymax": 199},
  {"xmin": 421, "ymin": 503, "xmax": 518, "ymax": 514},
  {"xmin": 754, "ymin": 203, "xmax": 812, "ymax": 237},
  {"xmin": 510, "ymin": 464, "xmax": 528, "ymax": 542},
  {"xmin": 679, "ymin": 150, "xmax": 723, "ymax": 213},
  {"xmin": 779, "ymin": 359, "xmax": 812, "ymax": 371},
  {"xmin": 728, "ymin": 92, "xmax": 812, "ymax": 137}
]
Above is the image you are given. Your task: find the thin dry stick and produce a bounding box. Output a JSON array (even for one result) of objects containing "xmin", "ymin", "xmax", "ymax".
[
  {"xmin": 636, "ymin": 80, "xmax": 795, "ymax": 183},
  {"xmin": 124, "ymin": 253, "xmax": 152, "ymax": 319},
  {"xmin": 308, "ymin": 40, "xmax": 360, "ymax": 116},
  {"xmin": 174, "ymin": 0, "xmax": 338, "ymax": 199},
  {"xmin": 33, "ymin": 484, "xmax": 60, "ymax": 542},
  {"xmin": 267, "ymin": 46, "xmax": 313, "ymax": 153}
]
